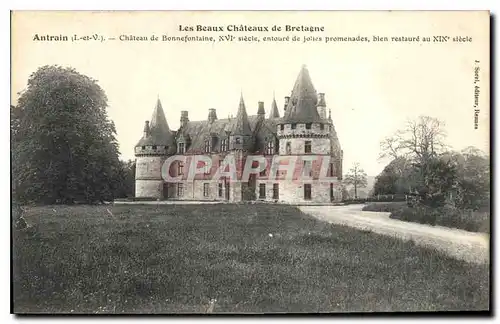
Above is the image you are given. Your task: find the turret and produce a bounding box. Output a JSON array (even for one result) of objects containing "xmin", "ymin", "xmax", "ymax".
[
  {"xmin": 276, "ymin": 65, "xmax": 339, "ymax": 203},
  {"xmin": 134, "ymin": 98, "xmax": 175, "ymax": 199}
]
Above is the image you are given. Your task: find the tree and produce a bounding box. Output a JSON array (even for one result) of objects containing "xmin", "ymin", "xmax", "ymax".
[
  {"xmin": 114, "ymin": 159, "xmax": 136, "ymax": 198},
  {"xmin": 380, "ymin": 116, "xmax": 447, "ymax": 164},
  {"xmin": 379, "ymin": 116, "xmax": 453, "ymax": 206},
  {"xmin": 12, "ymin": 65, "xmax": 122, "ymax": 204},
  {"xmin": 343, "ymin": 162, "xmax": 368, "ymax": 199},
  {"xmin": 441, "ymin": 147, "xmax": 490, "ymax": 210}
]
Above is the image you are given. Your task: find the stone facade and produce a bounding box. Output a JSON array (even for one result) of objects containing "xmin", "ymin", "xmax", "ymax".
[{"xmin": 134, "ymin": 65, "xmax": 343, "ymax": 203}]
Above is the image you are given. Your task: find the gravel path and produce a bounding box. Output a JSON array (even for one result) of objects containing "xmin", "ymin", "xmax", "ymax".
[{"xmin": 299, "ymin": 204, "xmax": 489, "ymax": 265}]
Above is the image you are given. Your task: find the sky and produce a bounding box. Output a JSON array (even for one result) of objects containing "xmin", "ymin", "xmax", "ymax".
[{"xmin": 11, "ymin": 11, "xmax": 490, "ymax": 176}]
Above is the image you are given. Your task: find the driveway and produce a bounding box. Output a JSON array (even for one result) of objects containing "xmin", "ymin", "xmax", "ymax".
[{"xmin": 299, "ymin": 204, "xmax": 489, "ymax": 265}]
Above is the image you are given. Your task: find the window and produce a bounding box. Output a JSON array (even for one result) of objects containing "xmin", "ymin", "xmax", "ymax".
[
  {"xmin": 203, "ymin": 183, "xmax": 210, "ymax": 197},
  {"xmin": 306, "ymin": 123, "xmax": 312, "ymax": 130},
  {"xmin": 221, "ymin": 139, "xmax": 228, "ymax": 151},
  {"xmin": 266, "ymin": 140, "xmax": 275, "ymax": 155},
  {"xmin": 204, "ymin": 139, "xmax": 212, "ymax": 153},
  {"xmin": 305, "ymin": 141, "xmax": 312, "ymax": 153},
  {"xmin": 178, "ymin": 161, "xmax": 184, "ymax": 175},
  {"xmin": 259, "ymin": 183, "xmax": 266, "ymax": 199},
  {"xmin": 177, "ymin": 183, "xmax": 184, "ymax": 197},
  {"xmin": 320, "ymin": 124, "xmax": 325, "ymax": 131},
  {"xmin": 291, "ymin": 123, "xmax": 297, "ymax": 129},
  {"xmin": 141, "ymin": 146, "xmax": 145, "ymax": 150},
  {"xmin": 303, "ymin": 160, "xmax": 312, "ymax": 177},
  {"xmin": 260, "ymin": 168, "xmax": 266, "ymax": 176},
  {"xmin": 280, "ymin": 124, "xmax": 284, "ymax": 131},
  {"xmin": 304, "ymin": 184, "xmax": 312, "ymax": 200},
  {"xmin": 218, "ymin": 182, "xmax": 223, "ymax": 197},
  {"xmin": 152, "ymin": 145, "xmax": 157, "ymax": 150},
  {"xmin": 286, "ymin": 142, "xmax": 292, "ymax": 155},
  {"xmin": 235, "ymin": 137, "xmax": 241, "ymax": 144},
  {"xmin": 178, "ymin": 142, "xmax": 185, "ymax": 154},
  {"xmin": 330, "ymin": 183, "xmax": 334, "ymax": 201},
  {"xmin": 273, "ymin": 183, "xmax": 279, "ymax": 200},
  {"xmin": 329, "ymin": 163, "xmax": 334, "ymax": 177}
]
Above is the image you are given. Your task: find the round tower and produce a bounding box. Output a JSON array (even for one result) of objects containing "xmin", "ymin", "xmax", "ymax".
[
  {"xmin": 134, "ymin": 98, "xmax": 176, "ymax": 199},
  {"xmin": 277, "ymin": 65, "xmax": 340, "ymax": 203}
]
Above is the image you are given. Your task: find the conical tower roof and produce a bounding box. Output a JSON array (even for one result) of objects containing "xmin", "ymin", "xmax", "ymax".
[
  {"xmin": 269, "ymin": 96, "xmax": 280, "ymax": 119},
  {"xmin": 229, "ymin": 94, "xmax": 252, "ymax": 136},
  {"xmin": 282, "ymin": 65, "xmax": 322, "ymax": 123},
  {"xmin": 135, "ymin": 98, "xmax": 176, "ymax": 147}
]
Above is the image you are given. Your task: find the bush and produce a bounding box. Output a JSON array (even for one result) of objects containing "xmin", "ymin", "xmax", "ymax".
[
  {"xmin": 343, "ymin": 194, "xmax": 407, "ymax": 205},
  {"xmin": 389, "ymin": 204, "xmax": 490, "ymax": 233},
  {"xmin": 362, "ymin": 202, "xmax": 407, "ymax": 212}
]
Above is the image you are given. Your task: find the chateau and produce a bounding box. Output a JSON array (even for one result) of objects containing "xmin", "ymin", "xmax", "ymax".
[{"xmin": 134, "ymin": 65, "xmax": 343, "ymax": 203}]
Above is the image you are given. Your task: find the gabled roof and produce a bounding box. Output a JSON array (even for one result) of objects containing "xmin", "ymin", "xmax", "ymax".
[
  {"xmin": 135, "ymin": 98, "xmax": 176, "ymax": 147},
  {"xmin": 282, "ymin": 65, "xmax": 322, "ymax": 124}
]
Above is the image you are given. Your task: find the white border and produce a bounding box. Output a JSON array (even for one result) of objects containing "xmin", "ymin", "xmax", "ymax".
[{"xmin": 4, "ymin": 1, "xmax": 498, "ymax": 323}]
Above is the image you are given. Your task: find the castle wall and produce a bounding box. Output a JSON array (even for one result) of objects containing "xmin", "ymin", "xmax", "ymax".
[
  {"xmin": 135, "ymin": 180, "xmax": 163, "ymax": 198},
  {"xmin": 277, "ymin": 180, "xmax": 342, "ymax": 203},
  {"xmin": 168, "ymin": 179, "xmax": 244, "ymax": 201}
]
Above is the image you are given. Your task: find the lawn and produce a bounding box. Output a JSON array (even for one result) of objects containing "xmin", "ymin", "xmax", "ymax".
[{"xmin": 12, "ymin": 204, "xmax": 489, "ymax": 314}]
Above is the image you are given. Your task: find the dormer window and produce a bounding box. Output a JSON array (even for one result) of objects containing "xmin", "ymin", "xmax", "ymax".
[
  {"xmin": 178, "ymin": 142, "xmax": 185, "ymax": 154},
  {"xmin": 204, "ymin": 139, "xmax": 212, "ymax": 153},
  {"xmin": 152, "ymin": 145, "xmax": 157, "ymax": 150},
  {"xmin": 291, "ymin": 123, "xmax": 297, "ymax": 130},
  {"xmin": 320, "ymin": 124, "xmax": 325, "ymax": 131},
  {"xmin": 306, "ymin": 123, "xmax": 312, "ymax": 130},
  {"xmin": 280, "ymin": 125, "xmax": 284, "ymax": 131},
  {"xmin": 141, "ymin": 146, "xmax": 145, "ymax": 150},
  {"xmin": 221, "ymin": 138, "xmax": 228, "ymax": 151},
  {"xmin": 235, "ymin": 137, "xmax": 241, "ymax": 145},
  {"xmin": 266, "ymin": 140, "xmax": 275, "ymax": 155}
]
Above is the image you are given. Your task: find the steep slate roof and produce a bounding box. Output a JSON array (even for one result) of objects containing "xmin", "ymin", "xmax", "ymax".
[
  {"xmin": 268, "ymin": 97, "xmax": 280, "ymax": 119},
  {"xmin": 282, "ymin": 65, "xmax": 322, "ymax": 124},
  {"xmin": 179, "ymin": 115, "xmax": 277, "ymax": 154},
  {"xmin": 229, "ymin": 94, "xmax": 253, "ymax": 136},
  {"xmin": 135, "ymin": 98, "xmax": 176, "ymax": 147}
]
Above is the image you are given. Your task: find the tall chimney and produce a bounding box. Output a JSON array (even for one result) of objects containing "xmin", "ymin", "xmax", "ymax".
[
  {"xmin": 257, "ymin": 101, "xmax": 265, "ymax": 118},
  {"xmin": 317, "ymin": 93, "xmax": 327, "ymax": 119},
  {"xmin": 180, "ymin": 111, "xmax": 189, "ymax": 128},
  {"xmin": 284, "ymin": 96, "xmax": 290, "ymax": 112},
  {"xmin": 208, "ymin": 108, "xmax": 218, "ymax": 123},
  {"xmin": 143, "ymin": 120, "xmax": 150, "ymax": 137}
]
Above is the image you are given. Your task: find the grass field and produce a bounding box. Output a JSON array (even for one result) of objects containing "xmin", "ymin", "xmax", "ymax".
[{"xmin": 12, "ymin": 204, "xmax": 489, "ymax": 313}]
